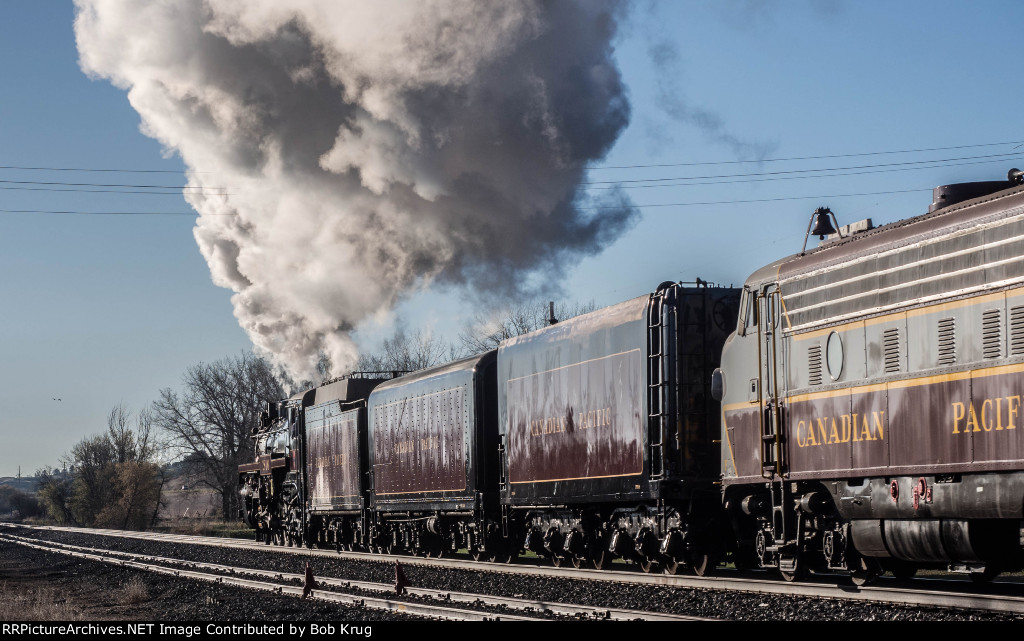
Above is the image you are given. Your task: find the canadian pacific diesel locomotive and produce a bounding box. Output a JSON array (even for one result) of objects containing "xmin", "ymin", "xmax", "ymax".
[
  {"xmin": 240, "ymin": 169, "xmax": 1024, "ymax": 583},
  {"xmin": 717, "ymin": 169, "xmax": 1024, "ymax": 583},
  {"xmin": 240, "ymin": 282, "xmax": 739, "ymax": 574}
]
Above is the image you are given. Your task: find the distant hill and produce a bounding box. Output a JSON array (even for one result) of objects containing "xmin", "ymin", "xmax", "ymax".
[{"xmin": 0, "ymin": 477, "xmax": 38, "ymax": 495}]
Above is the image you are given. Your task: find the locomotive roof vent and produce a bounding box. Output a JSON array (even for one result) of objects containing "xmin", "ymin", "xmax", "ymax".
[{"xmin": 928, "ymin": 168, "xmax": 1024, "ymax": 213}]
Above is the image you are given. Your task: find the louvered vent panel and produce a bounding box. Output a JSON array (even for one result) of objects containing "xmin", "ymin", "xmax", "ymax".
[
  {"xmin": 883, "ymin": 328, "xmax": 901, "ymax": 373},
  {"xmin": 937, "ymin": 318, "xmax": 956, "ymax": 366},
  {"xmin": 1011, "ymin": 306, "xmax": 1024, "ymax": 356},
  {"xmin": 808, "ymin": 345, "xmax": 822, "ymax": 386},
  {"xmin": 983, "ymin": 309, "xmax": 1002, "ymax": 359}
]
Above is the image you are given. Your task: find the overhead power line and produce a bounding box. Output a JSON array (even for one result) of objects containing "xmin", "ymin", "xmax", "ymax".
[
  {"xmin": 583, "ymin": 152, "xmax": 1021, "ymax": 186},
  {"xmin": 584, "ymin": 156, "xmax": 1021, "ymax": 191},
  {"xmin": 0, "ymin": 178, "xmax": 227, "ymax": 191},
  {"xmin": 579, "ymin": 188, "xmax": 931, "ymax": 210},
  {"xmin": 587, "ymin": 139, "xmax": 1024, "ymax": 170},
  {"xmin": 0, "ymin": 186, "xmax": 215, "ymax": 195},
  {"xmin": 0, "ymin": 209, "xmax": 225, "ymax": 216},
  {"xmin": 0, "ymin": 164, "xmax": 192, "ymax": 174}
]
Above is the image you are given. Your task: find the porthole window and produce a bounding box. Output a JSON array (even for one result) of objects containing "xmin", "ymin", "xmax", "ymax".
[{"xmin": 826, "ymin": 331, "xmax": 844, "ymax": 380}]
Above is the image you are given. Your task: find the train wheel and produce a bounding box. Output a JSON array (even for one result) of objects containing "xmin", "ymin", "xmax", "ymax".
[
  {"xmin": 470, "ymin": 548, "xmax": 483, "ymax": 562},
  {"xmin": 779, "ymin": 560, "xmax": 805, "ymax": 582},
  {"xmin": 691, "ymin": 552, "xmax": 714, "ymax": 577},
  {"xmin": 551, "ymin": 555, "xmax": 564, "ymax": 568},
  {"xmin": 662, "ymin": 557, "xmax": 681, "ymax": 575},
  {"xmin": 591, "ymin": 549, "xmax": 608, "ymax": 570},
  {"xmin": 638, "ymin": 557, "xmax": 656, "ymax": 573},
  {"xmin": 850, "ymin": 557, "xmax": 880, "ymax": 587}
]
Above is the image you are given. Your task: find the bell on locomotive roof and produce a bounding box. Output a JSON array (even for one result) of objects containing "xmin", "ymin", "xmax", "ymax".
[
  {"xmin": 810, "ymin": 207, "xmax": 838, "ymax": 238},
  {"xmin": 801, "ymin": 206, "xmax": 842, "ymax": 254}
]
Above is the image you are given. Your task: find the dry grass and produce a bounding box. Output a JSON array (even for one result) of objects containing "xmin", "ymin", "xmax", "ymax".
[
  {"xmin": 121, "ymin": 576, "xmax": 150, "ymax": 605},
  {"xmin": 0, "ymin": 581, "xmax": 81, "ymax": 621},
  {"xmin": 153, "ymin": 518, "xmax": 252, "ymax": 539}
]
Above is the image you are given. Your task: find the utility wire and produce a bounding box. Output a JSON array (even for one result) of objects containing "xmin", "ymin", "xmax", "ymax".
[
  {"xmin": 587, "ymin": 140, "xmax": 1024, "ymax": 170},
  {"xmin": 583, "ymin": 152, "xmax": 1021, "ymax": 185},
  {"xmin": 584, "ymin": 156, "xmax": 1020, "ymax": 190},
  {"xmin": 579, "ymin": 188, "xmax": 931, "ymax": 210},
  {"xmin": 2, "ymin": 188, "xmax": 936, "ymax": 216},
  {"xmin": 0, "ymin": 178, "xmax": 226, "ymax": 191},
  {"xmin": 0, "ymin": 186, "xmax": 220, "ymax": 195},
  {"xmin": 3, "ymin": 139, "xmax": 1020, "ymax": 177},
  {"xmin": 0, "ymin": 209, "xmax": 215, "ymax": 216},
  {"xmin": 0, "ymin": 165, "xmax": 195, "ymax": 174}
]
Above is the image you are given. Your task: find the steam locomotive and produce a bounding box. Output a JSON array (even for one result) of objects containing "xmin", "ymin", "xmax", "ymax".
[{"xmin": 240, "ymin": 170, "xmax": 1024, "ymax": 584}]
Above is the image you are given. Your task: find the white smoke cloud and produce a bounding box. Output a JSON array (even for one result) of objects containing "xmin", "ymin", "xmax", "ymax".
[{"xmin": 74, "ymin": 0, "xmax": 637, "ymax": 381}]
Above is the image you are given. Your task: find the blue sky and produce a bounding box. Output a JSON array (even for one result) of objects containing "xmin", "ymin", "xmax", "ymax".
[{"xmin": 3, "ymin": 1, "xmax": 1023, "ymax": 476}]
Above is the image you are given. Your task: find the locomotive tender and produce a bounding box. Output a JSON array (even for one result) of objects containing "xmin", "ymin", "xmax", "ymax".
[
  {"xmin": 240, "ymin": 282, "xmax": 739, "ymax": 574},
  {"xmin": 240, "ymin": 170, "xmax": 1024, "ymax": 583}
]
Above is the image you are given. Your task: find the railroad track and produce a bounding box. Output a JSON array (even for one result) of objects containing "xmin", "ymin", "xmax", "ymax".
[
  {"xmin": 0, "ymin": 531, "xmax": 710, "ymax": 622},
  {"xmin": 5, "ymin": 523, "xmax": 1024, "ymax": 617}
]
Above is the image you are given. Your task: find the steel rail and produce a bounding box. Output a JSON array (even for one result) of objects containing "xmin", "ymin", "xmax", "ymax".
[
  {"xmin": 6, "ymin": 523, "xmax": 1023, "ymax": 615},
  {"xmin": 0, "ymin": 534, "xmax": 539, "ymax": 622},
  {"xmin": 0, "ymin": 532, "xmax": 708, "ymax": 622}
]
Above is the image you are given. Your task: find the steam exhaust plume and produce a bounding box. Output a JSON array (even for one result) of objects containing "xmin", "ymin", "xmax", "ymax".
[{"xmin": 74, "ymin": 0, "xmax": 637, "ymax": 380}]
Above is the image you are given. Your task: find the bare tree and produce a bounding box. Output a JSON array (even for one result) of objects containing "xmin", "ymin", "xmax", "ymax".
[
  {"xmin": 0, "ymin": 485, "xmax": 41, "ymax": 519},
  {"xmin": 35, "ymin": 404, "xmax": 162, "ymax": 529},
  {"xmin": 355, "ymin": 327, "xmax": 458, "ymax": 373},
  {"xmin": 35, "ymin": 466, "xmax": 74, "ymax": 525},
  {"xmin": 152, "ymin": 352, "xmax": 284, "ymax": 519},
  {"xmin": 459, "ymin": 299, "xmax": 597, "ymax": 353}
]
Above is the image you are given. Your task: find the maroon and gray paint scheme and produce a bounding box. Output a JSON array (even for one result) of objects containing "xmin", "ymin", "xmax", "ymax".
[
  {"xmin": 723, "ymin": 184, "xmax": 1024, "ymax": 485},
  {"xmin": 717, "ymin": 177, "xmax": 1024, "ymax": 569}
]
